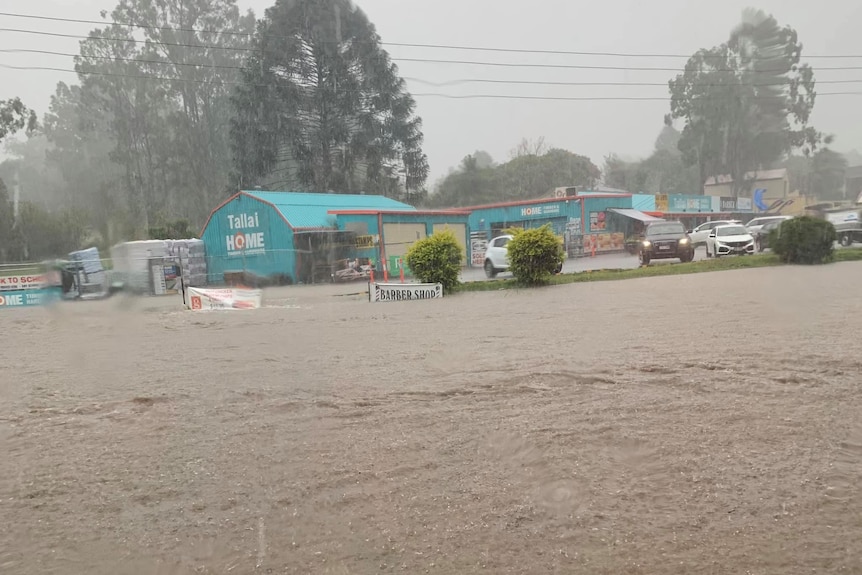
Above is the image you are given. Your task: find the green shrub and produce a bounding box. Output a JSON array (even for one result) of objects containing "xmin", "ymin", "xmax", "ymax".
[
  {"xmin": 405, "ymin": 229, "xmax": 463, "ymax": 293},
  {"xmin": 769, "ymin": 216, "xmax": 837, "ymax": 264},
  {"xmin": 507, "ymin": 225, "xmax": 565, "ymax": 286}
]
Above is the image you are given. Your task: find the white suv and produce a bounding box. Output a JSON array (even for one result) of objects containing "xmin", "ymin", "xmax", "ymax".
[{"xmin": 483, "ymin": 234, "xmax": 563, "ymax": 278}]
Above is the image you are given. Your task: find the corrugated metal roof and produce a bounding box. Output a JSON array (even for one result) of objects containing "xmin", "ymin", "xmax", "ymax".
[{"xmin": 243, "ymin": 190, "xmax": 415, "ymax": 229}]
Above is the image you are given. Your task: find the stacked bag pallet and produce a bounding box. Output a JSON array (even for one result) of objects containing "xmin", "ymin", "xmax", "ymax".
[
  {"xmin": 165, "ymin": 239, "xmax": 207, "ymax": 287},
  {"xmin": 110, "ymin": 240, "xmax": 169, "ymax": 294},
  {"xmin": 68, "ymin": 247, "xmax": 108, "ymax": 295}
]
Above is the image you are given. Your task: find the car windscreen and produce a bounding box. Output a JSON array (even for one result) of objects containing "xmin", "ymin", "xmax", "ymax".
[
  {"xmin": 717, "ymin": 226, "xmax": 748, "ymax": 237},
  {"xmin": 646, "ymin": 223, "xmax": 685, "ymax": 236}
]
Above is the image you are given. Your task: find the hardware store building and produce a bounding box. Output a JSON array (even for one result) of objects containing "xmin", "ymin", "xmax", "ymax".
[{"xmin": 201, "ymin": 191, "xmax": 418, "ymax": 285}]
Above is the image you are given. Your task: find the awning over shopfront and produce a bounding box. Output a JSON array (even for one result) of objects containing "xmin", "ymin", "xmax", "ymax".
[{"xmin": 607, "ymin": 208, "xmax": 665, "ymax": 223}]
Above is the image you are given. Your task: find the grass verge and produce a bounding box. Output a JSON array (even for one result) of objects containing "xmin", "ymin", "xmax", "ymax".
[{"xmin": 459, "ymin": 248, "xmax": 862, "ymax": 293}]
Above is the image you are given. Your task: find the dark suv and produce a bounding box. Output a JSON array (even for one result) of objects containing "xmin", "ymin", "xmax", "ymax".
[{"xmin": 638, "ymin": 221, "xmax": 695, "ymax": 265}]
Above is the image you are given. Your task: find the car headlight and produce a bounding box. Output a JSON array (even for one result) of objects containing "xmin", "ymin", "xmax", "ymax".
[
  {"xmin": 679, "ymin": 238, "xmax": 689, "ymax": 245},
  {"xmin": 642, "ymin": 240, "xmax": 651, "ymax": 247}
]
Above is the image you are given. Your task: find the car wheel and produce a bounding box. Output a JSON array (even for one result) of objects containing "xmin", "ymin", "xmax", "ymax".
[
  {"xmin": 705, "ymin": 244, "xmax": 712, "ymax": 258},
  {"xmin": 841, "ymin": 233, "xmax": 852, "ymax": 247},
  {"xmin": 484, "ymin": 260, "xmax": 497, "ymax": 279}
]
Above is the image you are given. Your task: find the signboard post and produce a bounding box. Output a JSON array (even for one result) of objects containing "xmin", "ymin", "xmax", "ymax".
[
  {"xmin": 370, "ymin": 282, "xmax": 443, "ymax": 303},
  {"xmin": 470, "ymin": 231, "xmax": 489, "ymax": 267}
]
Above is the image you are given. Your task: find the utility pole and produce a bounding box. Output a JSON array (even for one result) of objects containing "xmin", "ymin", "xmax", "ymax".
[{"xmin": 11, "ymin": 167, "xmax": 20, "ymax": 229}]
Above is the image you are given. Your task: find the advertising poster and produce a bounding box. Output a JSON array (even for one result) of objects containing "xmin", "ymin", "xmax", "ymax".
[
  {"xmin": 470, "ymin": 239, "xmax": 488, "ymax": 266},
  {"xmin": 0, "ymin": 288, "xmax": 62, "ymax": 308},
  {"xmin": 589, "ymin": 211, "xmax": 606, "ymax": 231},
  {"xmin": 187, "ymin": 287, "xmax": 263, "ymax": 311},
  {"xmin": 0, "ymin": 273, "xmax": 53, "ymax": 292}
]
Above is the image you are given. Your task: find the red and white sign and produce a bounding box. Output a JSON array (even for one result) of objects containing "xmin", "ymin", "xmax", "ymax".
[
  {"xmin": 186, "ymin": 287, "xmax": 262, "ymax": 311},
  {"xmin": 0, "ymin": 274, "xmax": 53, "ymax": 292}
]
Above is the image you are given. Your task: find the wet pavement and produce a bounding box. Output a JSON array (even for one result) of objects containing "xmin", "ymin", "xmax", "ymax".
[{"xmin": 460, "ymin": 247, "xmax": 709, "ymax": 282}]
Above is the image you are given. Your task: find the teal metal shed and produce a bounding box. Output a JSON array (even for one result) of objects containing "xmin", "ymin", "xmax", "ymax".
[{"xmin": 200, "ymin": 191, "xmax": 414, "ymax": 284}]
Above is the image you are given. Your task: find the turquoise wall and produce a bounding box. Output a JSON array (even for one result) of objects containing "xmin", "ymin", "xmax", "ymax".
[
  {"xmin": 632, "ymin": 194, "xmax": 656, "ymax": 211},
  {"xmin": 201, "ymin": 194, "xmax": 297, "ymax": 283},
  {"xmin": 468, "ymin": 199, "xmax": 582, "ymax": 235},
  {"xmin": 583, "ymin": 196, "xmax": 634, "ymax": 233}
]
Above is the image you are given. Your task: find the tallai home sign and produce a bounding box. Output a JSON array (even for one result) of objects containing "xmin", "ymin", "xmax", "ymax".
[
  {"xmin": 370, "ymin": 282, "xmax": 443, "ymax": 302},
  {"xmin": 225, "ymin": 211, "xmax": 265, "ymax": 256},
  {"xmin": 520, "ymin": 203, "xmax": 561, "ymax": 218}
]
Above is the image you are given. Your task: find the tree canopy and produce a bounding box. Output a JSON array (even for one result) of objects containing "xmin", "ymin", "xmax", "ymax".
[
  {"xmin": 669, "ymin": 9, "xmax": 825, "ymax": 195},
  {"xmin": 427, "ymin": 143, "xmax": 599, "ymax": 208},
  {"xmin": 603, "ymin": 125, "xmax": 700, "ymax": 195},
  {"xmin": 0, "ymin": 98, "xmax": 37, "ymax": 143},
  {"xmin": 230, "ymin": 0, "xmax": 428, "ymax": 201}
]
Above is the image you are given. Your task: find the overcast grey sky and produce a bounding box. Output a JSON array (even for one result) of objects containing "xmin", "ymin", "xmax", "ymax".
[{"xmin": 1, "ymin": 0, "xmax": 860, "ymax": 184}]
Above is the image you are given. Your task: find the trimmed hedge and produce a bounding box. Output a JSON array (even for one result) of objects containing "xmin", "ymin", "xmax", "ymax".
[
  {"xmin": 405, "ymin": 229, "xmax": 463, "ymax": 293},
  {"xmin": 769, "ymin": 216, "xmax": 837, "ymax": 264}
]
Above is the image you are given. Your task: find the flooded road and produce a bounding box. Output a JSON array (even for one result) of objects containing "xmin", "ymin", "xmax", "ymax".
[{"xmin": 2, "ymin": 262, "xmax": 862, "ymax": 574}]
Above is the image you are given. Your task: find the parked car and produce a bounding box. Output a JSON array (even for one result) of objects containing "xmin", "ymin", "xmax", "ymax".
[
  {"xmin": 746, "ymin": 215, "xmax": 792, "ymax": 237},
  {"xmin": 688, "ymin": 220, "xmax": 743, "ymax": 247},
  {"xmin": 483, "ymin": 234, "xmax": 564, "ymax": 278},
  {"xmin": 637, "ymin": 221, "xmax": 695, "ymax": 265},
  {"xmin": 706, "ymin": 224, "xmax": 755, "ymax": 257},
  {"xmin": 753, "ymin": 219, "xmax": 785, "ymax": 252}
]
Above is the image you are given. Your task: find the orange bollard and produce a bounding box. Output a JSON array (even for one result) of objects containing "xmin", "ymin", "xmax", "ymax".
[
  {"xmin": 399, "ymin": 258, "xmax": 405, "ymax": 283},
  {"xmin": 369, "ymin": 267, "xmax": 375, "ymax": 283},
  {"xmin": 383, "ymin": 262, "xmax": 389, "ymax": 282}
]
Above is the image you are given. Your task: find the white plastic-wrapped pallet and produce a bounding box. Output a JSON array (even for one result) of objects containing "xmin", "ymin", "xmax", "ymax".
[{"xmin": 110, "ymin": 240, "xmax": 168, "ymax": 293}]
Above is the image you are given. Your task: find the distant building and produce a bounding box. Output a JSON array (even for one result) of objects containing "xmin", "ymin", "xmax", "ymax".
[
  {"xmin": 846, "ymin": 165, "xmax": 862, "ymax": 203},
  {"xmin": 703, "ymin": 169, "xmax": 790, "ymax": 212}
]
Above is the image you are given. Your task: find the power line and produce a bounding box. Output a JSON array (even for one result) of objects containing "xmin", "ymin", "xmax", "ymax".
[
  {"xmin": 4, "ymin": 27, "xmax": 862, "ymax": 73},
  {"xmin": 0, "ymin": 63, "xmax": 246, "ymax": 86},
  {"xmin": 406, "ymin": 76, "xmax": 862, "ymax": 88},
  {"xmin": 0, "ymin": 48, "xmax": 246, "ymax": 71},
  {"xmin": 1, "ymin": 11, "xmax": 861, "ymax": 60},
  {"xmin": 4, "ymin": 48, "xmax": 862, "ymax": 88},
  {"xmin": 3, "ymin": 64, "xmax": 861, "ymax": 101},
  {"xmin": 411, "ymin": 92, "xmax": 862, "ymax": 101}
]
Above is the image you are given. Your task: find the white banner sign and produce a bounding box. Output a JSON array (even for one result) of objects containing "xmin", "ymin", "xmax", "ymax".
[
  {"xmin": 186, "ymin": 287, "xmax": 262, "ymax": 310},
  {"xmin": 0, "ymin": 273, "xmax": 54, "ymax": 292},
  {"xmin": 370, "ymin": 282, "xmax": 443, "ymax": 303}
]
